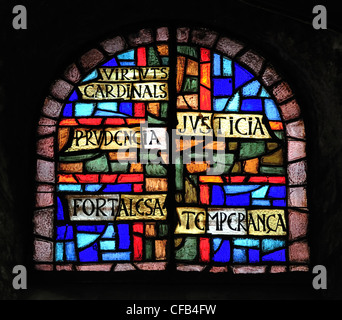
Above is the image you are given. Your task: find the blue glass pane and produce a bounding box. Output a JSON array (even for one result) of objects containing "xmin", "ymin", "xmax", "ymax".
[
  {"xmin": 117, "ymin": 224, "xmax": 130, "ymax": 250},
  {"xmin": 213, "ymin": 240, "xmax": 230, "ymax": 262},
  {"xmin": 77, "ymin": 225, "xmax": 105, "ymax": 232},
  {"xmin": 85, "ymin": 184, "xmax": 103, "ymax": 192},
  {"xmin": 97, "ymin": 102, "xmax": 118, "ymax": 112},
  {"xmin": 259, "ymin": 87, "xmax": 270, "ymax": 97},
  {"xmin": 213, "ymin": 238, "xmax": 222, "ymax": 251},
  {"xmin": 96, "ymin": 111, "xmax": 128, "ymax": 117},
  {"xmin": 120, "ymin": 61, "xmax": 135, "ymax": 66},
  {"xmin": 233, "ymin": 238, "xmax": 259, "ymax": 248},
  {"xmin": 81, "ymin": 69, "xmax": 98, "ymax": 83},
  {"xmin": 225, "ymin": 92, "xmax": 240, "ymax": 112},
  {"xmin": 65, "ymin": 241, "xmax": 77, "ymax": 261},
  {"xmin": 94, "ymin": 110, "xmax": 117, "ymax": 116},
  {"xmin": 224, "ymin": 185, "xmax": 260, "ymax": 194},
  {"xmin": 97, "ymin": 225, "xmax": 106, "ymax": 233},
  {"xmin": 213, "ymin": 78, "xmax": 233, "ymax": 96},
  {"xmin": 249, "ymin": 249, "xmax": 260, "ymax": 263},
  {"xmin": 101, "ymin": 57, "xmax": 118, "ymax": 67},
  {"xmin": 102, "ymin": 252, "xmax": 131, "ymax": 261},
  {"xmin": 102, "ymin": 184, "xmax": 132, "ymax": 192},
  {"xmin": 226, "ymin": 193, "xmax": 250, "ymax": 206},
  {"xmin": 273, "ymin": 199, "xmax": 286, "ymax": 207},
  {"xmin": 75, "ymin": 102, "xmax": 95, "ymax": 117},
  {"xmin": 77, "ymin": 233, "xmax": 100, "ymax": 249},
  {"xmin": 57, "ymin": 197, "xmax": 64, "ymax": 221},
  {"xmin": 233, "ymin": 248, "xmax": 246, "ymax": 263},
  {"xmin": 252, "ymin": 199, "xmax": 271, "ymax": 206},
  {"xmin": 262, "ymin": 239, "xmax": 285, "ymax": 252},
  {"xmin": 63, "ymin": 103, "xmax": 73, "ymax": 117},
  {"xmin": 213, "ymin": 98, "xmax": 228, "ymax": 111},
  {"xmin": 242, "ymin": 80, "xmax": 261, "ymax": 96},
  {"xmin": 117, "ymin": 49, "xmax": 135, "ymax": 60},
  {"xmin": 213, "ymin": 53, "xmax": 221, "ymax": 76},
  {"xmin": 265, "ymin": 99, "xmax": 281, "ymax": 120},
  {"xmin": 100, "ymin": 240, "xmax": 116, "ymax": 250},
  {"xmin": 161, "ymin": 57, "xmax": 169, "ymax": 65},
  {"xmin": 222, "ymin": 57, "xmax": 232, "ymax": 76},
  {"xmin": 68, "ymin": 90, "xmax": 78, "ymax": 102},
  {"xmin": 211, "ymin": 185, "xmax": 225, "ymax": 205},
  {"xmin": 102, "ymin": 224, "xmax": 115, "ymax": 239},
  {"xmin": 262, "ymin": 249, "xmax": 286, "ymax": 262},
  {"xmin": 234, "ymin": 63, "xmax": 254, "ymax": 88},
  {"xmin": 268, "ymin": 186, "xmax": 286, "ymax": 198},
  {"xmin": 251, "ymin": 185, "xmax": 269, "ymax": 198},
  {"xmin": 57, "ymin": 184, "xmax": 82, "ymax": 192},
  {"xmin": 55, "ymin": 242, "xmax": 63, "ymax": 261},
  {"xmin": 56, "ymin": 226, "xmax": 66, "ymax": 240},
  {"xmin": 241, "ymin": 99, "xmax": 263, "ymax": 112},
  {"xmin": 119, "ymin": 102, "xmax": 133, "ymax": 116},
  {"xmin": 79, "ymin": 245, "xmax": 98, "ymax": 262},
  {"xmin": 65, "ymin": 225, "xmax": 74, "ymax": 240}
]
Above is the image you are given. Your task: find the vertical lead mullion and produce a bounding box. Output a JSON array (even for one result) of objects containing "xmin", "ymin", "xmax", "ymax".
[{"xmin": 165, "ymin": 25, "xmax": 177, "ymax": 273}]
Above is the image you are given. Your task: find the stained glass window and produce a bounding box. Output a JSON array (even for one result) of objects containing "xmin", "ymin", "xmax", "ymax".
[{"xmin": 33, "ymin": 26, "xmax": 309, "ymax": 273}]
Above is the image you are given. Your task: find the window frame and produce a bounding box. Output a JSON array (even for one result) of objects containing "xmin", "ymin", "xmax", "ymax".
[{"xmin": 32, "ymin": 24, "xmax": 311, "ymax": 285}]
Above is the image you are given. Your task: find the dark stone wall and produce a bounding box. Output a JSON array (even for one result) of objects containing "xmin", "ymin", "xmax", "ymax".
[{"xmin": 0, "ymin": 0, "xmax": 341, "ymax": 299}]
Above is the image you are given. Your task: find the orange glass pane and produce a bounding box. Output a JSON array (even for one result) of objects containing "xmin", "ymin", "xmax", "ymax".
[
  {"xmin": 243, "ymin": 158, "xmax": 259, "ymax": 174},
  {"xmin": 126, "ymin": 118, "xmax": 145, "ymax": 125},
  {"xmin": 57, "ymin": 174, "xmax": 77, "ymax": 183},
  {"xmin": 199, "ymin": 176, "xmax": 223, "ymax": 183},
  {"xmin": 200, "ymin": 86, "xmax": 211, "ymax": 111},
  {"xmin": 200, "ymin": 63, "xmax": 211, "ymax": 88},
  {"xmin": 269, "ymin": 121, "xmax": 283, "ymax": 130},
  {"xmin": 157, "ymin": 44, "xmax": 168, "ymax": 56},
  {"xmin": 59, "ymin": 118, "xmax": 78, "ymax": 126},
  {"xmin": 176, "ymin": 56, "xmax": 186, "ymax": 92},
  {"xmin": 186, "ymin": 59, "xmax": 198, "ymax": 76}
]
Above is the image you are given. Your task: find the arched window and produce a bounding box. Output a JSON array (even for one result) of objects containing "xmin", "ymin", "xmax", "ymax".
[{"xmin": 33, "ymin": 26, "xmax": 309, "ymax": 273}]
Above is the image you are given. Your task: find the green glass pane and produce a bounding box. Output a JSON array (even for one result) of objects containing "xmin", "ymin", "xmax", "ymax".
[
  {"xmin": 158, "ymin": 224, "xmax": 168, "ymax": 237},
  {"xmin": 145, "ymin": 239, "xmax": 153, "ymax": 260},
  {"xmin": 183, "ymin": 77, "xmax": 198, "ymax": 93},
  {"xmin": 85, "ymin": 154, "xmax": 109, "ymax": 172},
  {"xmin": 160, "ymin": 102, "xmax": 168, "ymax": 118},
  {"xmin": 239, "ymin": 141, "xmax": 266, "ymax": 160},
  {"xmin": 175, "ymin": 237, "xmax": 197, "ymax": 261},
  {"xmin": 147, "ymin": 47, "xmax": 160, "ymax": 66},
  {"xmin": 175, "ymin": 156, "xmax": 184, "ymax": 191},
  {"xmin": 177, "ymin": 45, "xmax": 198, "ymax": 58},
  {"xmin": 110, "ymin": 162, "xmax": 129, "ymax": 173},
  {"xmin": 274, "ymin": 131, "xmax": 284, "ymax": 140},
  {"xmin": 260, "ymin": 165, "xmax": 285, "ymax": 174},
  {"xmin": 147, "ymin": 115, "xmax": 166, "ymax": 125},
  {"xmin": 188, "ymin": 174, "xmax": 198, "ymax": 186},
  {"xmin": 59, "ymin": 152, "xmax": 100, "ymax": 162},
  {"xmin": 146, "ymin": 164, "xmax": 167, "ymax": 176}
]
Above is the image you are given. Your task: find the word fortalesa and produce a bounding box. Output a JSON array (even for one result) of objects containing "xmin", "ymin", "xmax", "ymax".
[{"xmin": 66, "ymin": 194, "xmax": 167, "ymax": 221}]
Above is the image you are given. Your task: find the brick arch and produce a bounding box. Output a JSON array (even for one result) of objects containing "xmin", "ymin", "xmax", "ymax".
[{"xmin": 33, "ymin": 26, "xmax": 309, "ymax": 273}]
